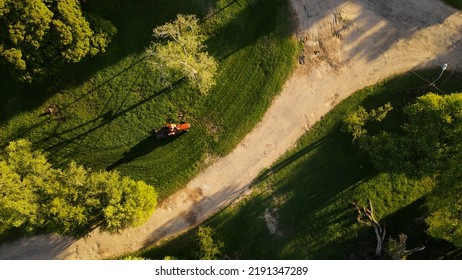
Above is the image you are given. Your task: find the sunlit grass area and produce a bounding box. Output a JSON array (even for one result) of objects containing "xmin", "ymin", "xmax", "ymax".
[
  {"xmin": 0, "ymin": 0, "xmax": 299, "ymax": 200},
  {"xmin": 133, "ymin": 70, "xmax": 462, "ymax": 259}
]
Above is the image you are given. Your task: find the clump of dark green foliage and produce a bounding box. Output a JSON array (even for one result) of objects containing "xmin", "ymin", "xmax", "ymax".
[{"xmin": 0, "ymin": 139, "xmax": 157, "ymax": 237}]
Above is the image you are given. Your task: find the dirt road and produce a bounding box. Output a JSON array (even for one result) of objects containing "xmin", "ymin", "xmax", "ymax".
[{"xmin": 1, "ymin": 0, "xmax": 462, "ymax": 259}]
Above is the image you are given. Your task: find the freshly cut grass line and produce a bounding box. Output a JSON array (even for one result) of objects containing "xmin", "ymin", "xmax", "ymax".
[{"xmin": 0, "ymin": 0, "xmax": 299, "ymax": 201}]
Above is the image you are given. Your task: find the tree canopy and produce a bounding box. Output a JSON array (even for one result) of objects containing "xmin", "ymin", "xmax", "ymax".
[
  {"xmin": 194, "ymin": 226, "xmax": 223, "ymax": 260},
  {"xmin": 0, "ymin": 0, "xmax": 116, "ymax": 82},
  {"xmin": 0, "ymin": 139, "xmax": 157, "ymax": 237},
  {"xmin": 343, "ymin": 93, "xmax": 462, "ymax": 175},
  {"xmin": 342, "ymin": 102, "xmax": 393, "ymax": 141},
  {"xmin": 403, "ymin": 93, "xmax": 462, "ymax": 174},
  {"xmin": 426, "ymin": 179, "xmax": 462, "ymax": 247},
  {"xmin": 343, "ymin": 92, "xmax": 462, "ymax": 247},
  {"xmin": 146, "ymin": 14, "xmax": 218, "ymax": 95}
]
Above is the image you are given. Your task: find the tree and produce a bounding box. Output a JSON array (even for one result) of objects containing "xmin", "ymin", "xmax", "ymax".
[
  {"xmin": 353, "ymin": 200, "xmax": 386, "ymax": 257},
  {"xmin": 145, "ymin": 14, "xmax": 218, "ymax": 94},
  {"xmin": 344, "ymin": 93, "xmax": 462, "ymax": 175},
  {"xmin": 342, "ymin": 103, "xmax": 393, "ymax": 141},
  {"xmin": 0, "ymin": 139, "xmax": 54, "ymax": 233},
  {"xmin": 403, "ymin": 93, "xmax": 462, "ymax": 174},
  {"xmin": 425, "ymin": 180, "xmax": 462, "ymax": 247},
  {"xmin": 0, "ymin": 160, "xmax": 39, "ymax": 234},
  {"xmin": 345, "ymin": 92, "xmax": 462, "ymax": 248},
  {"xmin": 98, "ymin": 173, "xmax": 158, "ymax": 233},
  {"xmin": 395, "ymin": 94, "xmax": 462, "ymax": 246},
  {"xmin": 385, "ymin": 234, "xmax": 425, "ymax": 260},
  {"xmin": 0, "ymin": 139, "xmax": 157, "ymax": 237},
  {"xmin": 0, "ymin": 0, "xmax": 116, "ymax": 82},
  {"xmin": 194, "ymin": 226, "xmax": 224, "ymax": 260}
]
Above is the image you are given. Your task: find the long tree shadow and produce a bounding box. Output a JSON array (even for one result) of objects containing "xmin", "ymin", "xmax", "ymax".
[
  {"xmin": 251, "ymin": 132, "xmax": 337, "ymax": 186},
  {"xmin": 106, "ymin": 133, "xmax": 178, "ymax": 171},
  {"xmin": 1, "ymin": 0, "xmax": 286, "ymax": 133},
  {"xmin": 41, "ymin": 78, "xmax": 186, "ymax": 157},
  {"xmin": 202, "ymin": 0, "xmax": 239, "ymax": 22},
  {"xmin": 63, "ymin": 55, "xmax": 148, "ymax": 111},
  {"xmin": 206, "ymin": 0, "xmax": 295, "ymax": 61},
  {"xmin": 0, "ymin": 0, "xmax": 221, "ymax": 126},
  {"xmin": 380, "ymin": 197, "xmax": 462, "ymax": 260},
  {"xmin": 0, "ymin": 234, "xmax": 77, "ymax": 260},
  {"xmin": 8, "ymin": 0, "xmax": 269, "ymax": 147},
  {"xmin": 49, "ymin": 55, "xmax": 151, "ymax": 139}
]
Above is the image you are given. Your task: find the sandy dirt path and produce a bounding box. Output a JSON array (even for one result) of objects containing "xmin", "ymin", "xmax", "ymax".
[{"xmin": 1, "ymin": 0, "xmax": 462, "ymax": 259}]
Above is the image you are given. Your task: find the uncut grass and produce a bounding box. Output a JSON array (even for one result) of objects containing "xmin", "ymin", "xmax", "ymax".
[
  {"xmin": 0, "ymin": 0, "xmax": 299, "ymax": 199},
  {"xmin": 134, "ymin": 70, "xmax": 462, "ymax": 260}
]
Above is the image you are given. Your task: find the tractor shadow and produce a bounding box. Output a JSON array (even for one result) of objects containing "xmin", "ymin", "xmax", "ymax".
[{"xmin": 106, "ymin": 132, "xmax": 181, "ymax": 171}]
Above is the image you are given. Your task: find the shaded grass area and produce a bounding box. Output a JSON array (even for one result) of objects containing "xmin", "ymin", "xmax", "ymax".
[
  {"xmin": 443, "ymin": 0, "xmax": 462, "ymax": 10},
  {"xmin": 133, "ymin": 70, "xmax": 462, "ymax": 260},
  {"xmin": 0, "ymin": 0, "xmax": 299, "ymax": 200}
]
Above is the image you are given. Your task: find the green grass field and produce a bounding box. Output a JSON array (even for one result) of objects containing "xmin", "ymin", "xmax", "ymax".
[
  {"xmin": 133, "ymin": 69, "xmax": 462, "ymax": 260},
  {"xmin": 0, "ymin": 0, "xmax": 299, "ymax": 200}
]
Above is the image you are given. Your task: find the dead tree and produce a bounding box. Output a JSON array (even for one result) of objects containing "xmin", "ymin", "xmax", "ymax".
[
  {"xmin": 386, "ymin": 234, "xmax": 425, "ymax": 260},
  {"xmin": 353, "ymin": 199, "xmax": 386, "ymax": 257}
]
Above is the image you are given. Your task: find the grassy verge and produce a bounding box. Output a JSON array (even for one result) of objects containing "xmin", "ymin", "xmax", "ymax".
[
  {"xmin": 0, "ymin": 0, "xmax": 299, "ymax": 200},
  {"xmin": 132, "ymin": 69, "xmax": 462, "ymax": 260}
]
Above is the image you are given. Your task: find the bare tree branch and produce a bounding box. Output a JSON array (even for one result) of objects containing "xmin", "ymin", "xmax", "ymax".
[
  {"xmin": 352, "ymin": 200, "xmax": 386, "ymax": 257},
  {"xmin": 386, "ymin": 233, "xmax": 425, "ymax": 260}
]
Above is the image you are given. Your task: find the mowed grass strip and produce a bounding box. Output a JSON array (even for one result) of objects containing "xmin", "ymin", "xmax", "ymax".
[
  {"xmin": 132, "ymin": 70, "xmax": 462, "ymax": 260},
  {"xmin": 0, "ymin": 0, "xmax": 299, "ymax": 199}
]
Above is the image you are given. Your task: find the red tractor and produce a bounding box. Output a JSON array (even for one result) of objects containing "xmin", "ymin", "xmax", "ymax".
[{"xmin": 154, "ymin": 122, "xmax": 190, "ymax": 139}]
